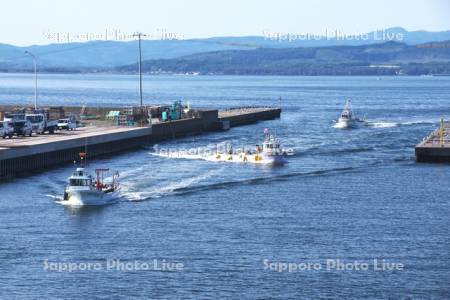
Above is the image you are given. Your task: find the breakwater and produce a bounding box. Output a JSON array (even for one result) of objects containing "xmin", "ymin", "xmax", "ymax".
[{"xmin": 0, "ymin": 107, "xmax": 281, "ymax": 178}]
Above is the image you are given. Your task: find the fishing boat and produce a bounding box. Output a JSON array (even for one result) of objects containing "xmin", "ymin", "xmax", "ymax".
[
  {"xmin": 204, "ymin": 129, "xmax": 285, "ymax": 164},
  {"xmin": 334, "ymin": 99, "xmax": 364, "ymax": 129},
  {"xmin": 61, "ymin": 153, "xmax": 120, "ymax": 206},
  {"xmin": 154, "ymin": 128, "xmax": 286, "ymax": 165}
]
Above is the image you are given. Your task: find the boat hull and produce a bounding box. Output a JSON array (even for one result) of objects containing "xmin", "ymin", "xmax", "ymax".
[
  {"xmin": 208, "ymin": 153, "xmax": 285, "ymax": 165},
  {"xmin": 152, "ymin": 151, "xmax": 285, "ymax": 165},
  {"xmin": 64, "ymin": 189, "xmax": 119, "ymax": 206},
  {"xmin": 334, "ymin": 118, "xmax": 362, "ymax": 129}
]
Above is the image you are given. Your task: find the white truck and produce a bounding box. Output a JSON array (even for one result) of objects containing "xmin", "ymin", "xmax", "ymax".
[
  {"xmin": 26, "ymin": 112, "xmax": 58, "ymax": 134},
  {"xmin": 3, "ymin": 113, "xmax": 33, "ymax": 137},
  {"xmin": 0, "ymin": 121, "xmax": 14, "ymax": 139},
  {"xmin": 57, "ymin": 116, "xmax": 77, "ymax": 130}
]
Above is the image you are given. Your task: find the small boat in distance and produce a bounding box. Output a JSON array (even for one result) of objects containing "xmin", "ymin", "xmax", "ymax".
[
  {"xmin": 334, "ymin": 100, "xmax": 365, "ymax": 129},
  {"xmin": 61, "ymin": 153, "xmax": 120, "ymax": 206}
]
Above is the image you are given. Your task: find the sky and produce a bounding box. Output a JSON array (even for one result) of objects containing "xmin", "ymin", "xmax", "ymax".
[{"xmin": 1, "ymin": 0, "xmax": 449, "ymax": 46}]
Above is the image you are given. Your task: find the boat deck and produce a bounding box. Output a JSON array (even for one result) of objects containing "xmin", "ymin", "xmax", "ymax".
[
  {"xmin": 416, "ymin": 123, "xmax": 450, "ymax": 148},
  {"xmin": 415, "ymin": 122, "xmax": 450, "ymax": 162}
]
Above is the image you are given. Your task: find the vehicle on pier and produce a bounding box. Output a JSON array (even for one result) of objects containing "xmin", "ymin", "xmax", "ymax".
[
  {"xmin": 26, "ymin": 109, "xmax": 58, "ymax": 134},
  {"xmin": 0, "ymin": 121, "xmax": 14, "ymax": 139},
  {"xmin": 61, "ymin": 153, "xmax": 120, "ymax": 206},
  {"xmin": 57, "ymin": 116, "xmax": 77, "ymax": 130},
  {"xmin": 4, "ymin": 113, "xmax": 33, "ymax": 137}
]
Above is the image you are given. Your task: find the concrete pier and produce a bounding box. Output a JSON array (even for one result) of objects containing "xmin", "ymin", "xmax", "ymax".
[
  {"xmin": 415, "ymin": 122, "xmax": 450, "ymax": 162},
  {"xmin": 219, "ymin": 107, "xmax": 281, "ymax": 127},
  {"xmin": 0, "ymin": 126, "xmax": 153, "ymax": 178},
  {"xmin": 0, "ymin": 107, "xmax": 281, "ymax": 178}
]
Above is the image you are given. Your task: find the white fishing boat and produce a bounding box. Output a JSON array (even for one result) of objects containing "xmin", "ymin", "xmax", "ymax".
[
  {"xmin": 61, "ymin": 153, "xmax": 120, "ymax": 206},
  {"xmin": 334, "ymin": 100, "xmax": 364, "ymax": 129},
  {"xmin": 154, "ymin": 129, "xmax": 286, "ymax": 165},
  {"xmin": 249, "ymin": 129, "xmax": 285, "ymax": 164}
]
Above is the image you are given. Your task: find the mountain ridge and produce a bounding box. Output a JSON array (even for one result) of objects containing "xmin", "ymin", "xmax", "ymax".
[
  {"xmin": 117, "ymin": 40, "xmax": 450, "ymax": 76},
  {"xmin": 1, "ymin": 27, "xmax": 450, "ymax": 70}
]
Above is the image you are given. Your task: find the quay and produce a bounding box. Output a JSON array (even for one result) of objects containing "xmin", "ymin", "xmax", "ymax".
[
  {"xmin": 0, "ymin": 106, "xmax": 281, "ymax": 178},
  {"xmin": 219, "ymin": 107, "xmax": 282, "ymax": 127},
  {"xmin": 415, "ymin": 121, "xmax": 450, "ymax": 162}
]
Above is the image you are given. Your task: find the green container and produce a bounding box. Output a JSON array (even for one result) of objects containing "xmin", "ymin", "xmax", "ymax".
[{"xmin": 162, "ymin": 111, "xmax": 168, "ymax": 121}]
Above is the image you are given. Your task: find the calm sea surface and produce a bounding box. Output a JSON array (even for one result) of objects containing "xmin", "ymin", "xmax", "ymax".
[{"xmin": 1, "ymin": 74, "xmax": 450, "ymax": 299}]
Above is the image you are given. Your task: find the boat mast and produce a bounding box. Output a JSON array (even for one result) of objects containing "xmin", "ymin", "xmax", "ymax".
[{"xmin": 79, "ymin": 152, "xmax": 86, "ymax": 168}]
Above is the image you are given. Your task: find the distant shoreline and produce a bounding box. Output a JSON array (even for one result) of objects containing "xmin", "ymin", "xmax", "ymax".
[
  {"xmin": 0, "ymin": 71, "xmax": 449, "ymax": 77},
  {"xmin": 3, "ymin": 39, "xmax": 450, "ymax": 76}
]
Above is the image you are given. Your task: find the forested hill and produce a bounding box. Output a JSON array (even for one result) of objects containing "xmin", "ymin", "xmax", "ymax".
[{"xmin": 118, "ymin": 41, "xmax": 450, "ymax": 76}]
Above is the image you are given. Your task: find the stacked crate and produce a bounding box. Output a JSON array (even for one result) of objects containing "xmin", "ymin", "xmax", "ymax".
[
  {"xmin": 120, "ymin": 106, "xmax": 142, "ymax": 126},
  {"xmin": 47, "ymin": 107, "xmax": 65, "ymax": 119}
]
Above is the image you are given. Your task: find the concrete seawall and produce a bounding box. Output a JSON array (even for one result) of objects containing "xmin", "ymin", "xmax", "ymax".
[
  {"xmin": 219, "ymin": 107, "xmax": 281, "ymax": 127},
  {"xmin": 151, "ymin": 109, "xmax": 219, "ymax": 141},
  {"xmin": 0, "ymin": 107, "xmax": 281, "ymax": 178},
  {"xmin": 0, "ymin": 127, "xmax": 152, "ymax": 178}
]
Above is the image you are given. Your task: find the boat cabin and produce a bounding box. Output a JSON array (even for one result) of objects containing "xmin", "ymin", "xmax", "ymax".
[
  {"xmin": 262, "ymin": 135, "xmax": 281, "ymax": 154},
  {"xmin": 340, "ymin": 100, "xmax": 354, "ymax": 120},
  {"xmin": 69, "ymin": 168, "xmax": 93, "ymax": 187},
  {"xmin": 340, "ymin": 109, "xmax": 352, "ymax": 120}
]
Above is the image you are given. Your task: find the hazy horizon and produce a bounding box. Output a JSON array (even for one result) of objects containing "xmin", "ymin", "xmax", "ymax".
[
  {"xmin": 2, "ymin": 26, "xmax": 450, "ymax": 48},
  {"xmin": 1, "ymin": 0, "xmax": 449, "ymax": 46}
]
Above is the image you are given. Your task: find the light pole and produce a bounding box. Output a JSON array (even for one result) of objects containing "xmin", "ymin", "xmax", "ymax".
[
  {"xmin": 24, "ymin": 51, "xmax": 38, "ymax": 110},
  {"xmin": 132, "ymin": 33, "xmax": 147, "ymax": 107}
]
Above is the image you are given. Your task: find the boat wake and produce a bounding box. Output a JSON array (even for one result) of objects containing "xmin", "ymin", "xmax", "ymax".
[
  {"xmin": 369, "ymin": 122, "xmax": 397, "ymax": 128},
  {"xmin": 46, "ymin": 194, "xmax": 64, "ymax": 202},
  {"xmin": 122, "ymin": 165, "xmax": 368, "ymax": 202},
  {"xmin": 149, "ymin": 151, "xmax": 280, "ymax": 165},
  {"xmin": 118, "ymin": 161, "xmax": 391, "ymax": 202},
  {"xmin": 367, "ymin": 120, "xmax": 436, "ymax": 128},
  {"xmin": 333, "ymin": 119, "xmax": 436, "ymax": 129},
  {"xmin": 120, "ymin": 167, "xmax": 225, "ymax": 201}
]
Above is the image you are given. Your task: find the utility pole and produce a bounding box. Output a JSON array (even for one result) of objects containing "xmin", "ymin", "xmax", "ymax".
[
  {"xmin": 132, "ymin": 32, "xmax": 147, "ymax": 107},
  {"xmin": 24, "ymin": 51, "xmax": 38, "ymax": 109}
]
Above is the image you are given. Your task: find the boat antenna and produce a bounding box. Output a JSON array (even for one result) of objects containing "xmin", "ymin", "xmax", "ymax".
[
  {"xmin": 79, "ymin": 152, "xmax": 86, "ymax": 168},
  {"xmin": 84, "ymin": 137, "xmax": 88, "ymax": 166}
]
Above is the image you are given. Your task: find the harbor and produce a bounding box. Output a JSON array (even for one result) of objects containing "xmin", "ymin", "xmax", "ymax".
[
  {"xmin": 1, "ymin": 74, "xmax": 450, "ymax": 300},
  {"xmin": 3, "ymin": 0, "xmax": 450, "ymax": 298},
  {"xmin": 415, "ymin": 120, "xmax": 450, "ymax": 162},
  {"xmin": 0, "ymin": 105, "xmax": 281, "ymax": 178}
]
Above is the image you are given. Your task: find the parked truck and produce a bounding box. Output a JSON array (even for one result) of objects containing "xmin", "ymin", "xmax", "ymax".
[
  {"xmin": 26, "ymin": 109, "xmax": 58, "ymax": 134},
  {"xmin": 57, "ymin": 116, "xmax": 77, "ymax": 130},
  {"xmin": 3, "ymin": 113, "xmax": 33, "ymax": 137},
  {"xmin": 0, "ymin": 120, "xmax": 14, "ymax": 139}
]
